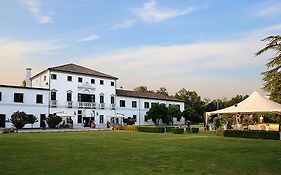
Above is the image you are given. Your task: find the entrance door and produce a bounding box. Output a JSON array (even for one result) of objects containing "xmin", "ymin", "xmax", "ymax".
[
  {"xmin": 40, "ymin": 114, "xmax": 46, "ymax": 128},
  {"xmin": 0, "ymin": 114, "xmax": 6, "ymax": 128}
]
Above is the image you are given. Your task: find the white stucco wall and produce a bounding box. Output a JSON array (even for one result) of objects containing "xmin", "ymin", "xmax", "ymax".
[{"xmin": 0, "ymin": 86, "xmax": 49, "ymax": 128}]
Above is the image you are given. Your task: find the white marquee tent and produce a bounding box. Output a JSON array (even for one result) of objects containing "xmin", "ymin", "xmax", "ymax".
[{"xmin": 205, "ymin": 91, "xmax": 281, "ymax": 123}]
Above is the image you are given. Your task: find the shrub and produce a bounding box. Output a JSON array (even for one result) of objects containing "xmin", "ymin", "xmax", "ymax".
[
  {"xmin": 216, "ymin": 130, "xmax": 279, "ymax": 140},
  {"xmin": 2, "ymin": 128, "xmax": 10, "ymax": 134},
  {"xmin": 191, "ymin": 128, "xmax": 199, "ymax": 133},
  {"xmin": 114, "ymin": 125, "xmax": 137, "ymax": 131},
  {"xmin": 47, "ymin": 114, "xmax": 62, "ymax": 128},
  {"xmin": 123, "ymin": 117, "xmax": 136, "ymax": 125},
  {"xmin": 11, "ymin": 111, "xmax": 28, "ymax": 129},
  {"xmin": 137, "ymin": 126, "xmax": 165, "ymax": 133},
  {"xmin": 170, "ymin": 128, "xmax": 184, "ymax": 134}
]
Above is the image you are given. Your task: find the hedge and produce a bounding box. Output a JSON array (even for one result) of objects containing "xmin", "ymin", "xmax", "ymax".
[
  {"xmin": 216, "ymin": 130, "xmax": 280, "ymax": 140},
  {"xmin": 170, "ymin": 128, "xmax": 184, "ymax": 134},
  {"xmin": 114, "ymin": 126, "xmax": 165, "ymax": 133}
]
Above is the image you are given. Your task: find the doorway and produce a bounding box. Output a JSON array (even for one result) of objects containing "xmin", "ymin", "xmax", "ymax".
[
  {"xmin": 83, "ymin": 117, "xmax": 95, "ymax": 127},
  {"xmin": 40, "ymin": 114, "xmax": 46, "ymax": 128},
  {"xmin": 0, "ymin": 114, "xmax": 6, "ymax": 128}
]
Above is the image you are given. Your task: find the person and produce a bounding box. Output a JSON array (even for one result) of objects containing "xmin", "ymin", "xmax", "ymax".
[
  {"xmin": 91, "ymin": 120, "xmax": 96, "ymax": 128},
  {"xmin": 42, "ymin": 119, "xmax": 46, "ymax": 130},
  {"xmin": 259, "ymin": 116, "xmax": 264, "ymax": 124},
  {"xmin": 107, "ymin": 121, "xmax": 111, "ymax": 128}
]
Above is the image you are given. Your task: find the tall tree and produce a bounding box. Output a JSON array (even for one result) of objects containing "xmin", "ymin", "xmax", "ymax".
[
  {"xmin": 21, "ymin": 80, "xmax": 26, "ymax": 87},
  {"xmin": 133, "ymin": 86, "xmax": 148, "ymax": 92},
  {"xmin": 146, "ymin": 103, "xmax": 168, "ymax": 125},
  {"xmin": 156, "ymin": 87, "xmax": 169, "ymax": 96},
  {"xmin": 256, "ymin": 35, "xmax": 281, "ymax": 103}
]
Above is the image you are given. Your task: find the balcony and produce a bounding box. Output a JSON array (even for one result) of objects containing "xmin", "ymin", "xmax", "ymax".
[
  {"xmin": 66, "ymin": 101, "xmax": 73, "ymax": 108},
  {"xmin": 99, "ymin": 103, "xmax": 105, "ymax": 109},
  {"xmin": 110, "ymin": 104, "xmax": 116, "ymax": 110},
  {"xmin": 50, "ymin": 100, "xmax": 57, "ymax": 108},
  {"xmin": 78, "ymin": 102, "xmax": 96, "ymax": 109}
]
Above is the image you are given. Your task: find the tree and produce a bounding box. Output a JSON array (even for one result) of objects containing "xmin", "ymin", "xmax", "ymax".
[
  {"xmin": 156, "ymin": 87, "xmax": 169, "ymax": 96},
  {"xmin": 182, "ymin": 107, "xmax": 203, "ymax": 124},
  {"xmin": 256, "ymin": 35, "xmax": 281, "ymax": 103},
  {"xmin": 167, "ymin": 105, "xmax": 182, "ymax": 125},
  {"xmin": 27, "ymin": 115, "xmax": 38, "ymax": 128},
  {"xmin": 146, "ymin": 103, "xmax": 168, "ymax": 125},
  {"xmin": 21, "ymin": 80, "xmax": 26, "ymax": 87},
  {"xmin": 47, "ymin": 114, "xmax": 62, "ymax": 128},
  {"xmin": 11, "ymin": 111, "xmax": 28, "ymax": 129},
  {"xmin": 133, "ymin": 86, "xmax": 149, "ymax": 92}
]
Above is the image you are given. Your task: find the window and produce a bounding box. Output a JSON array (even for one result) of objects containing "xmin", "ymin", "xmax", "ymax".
[
  {"xmin": 100, "ymin": 95, "xmax": 104, "ymax": 103},
  {"xmin": 120, "ymin": 100, "xmax": 125, "ymax": 107},
  {"xmin": 100, "ymin": 115, "xmax": 104, "ymax": 123},
  {"xmin": 133, "ymin": 115, "xmax": 137, "ymax": 120},
  {"xmin": 78, "ymin": 77, "xmax": 83, "ymax": 83},
  {"xmin": 111, "ymin": 81, "xmax": 114, "ymax": 86},
  {"xmin": 51, "ymin": 92, "xmax": 56, "ymax": 100},
  {"xmin": 132, "ymin": 101, "xmax": 137, "ymax": 108},
  {"xmin": 78, "ymin": 110, "xmax": 82, "ymax": 123},
  {"xmin": 111, "ymin": 96, "xmax": 115, "ymax": 104},
  {"xmin": 67, "ymin": 93, "xmax": 72, "ymax": 101},
  {"xmin": 177, "ymin": 117, "xmax": 181, "ymax": 122},
  {"xmin": 0, "ymin": 92, "xmax": 2, "ymax": 101},
  {"xmin": 51, "ymin": 74, "xmax": 57, "ymax": 80},
  {"xmin": 14, "ymin": 93, "xmax": 24, "ymax": 103},
  {"xmin": 67, "ymin": 76, "xmax": 72, "ymax": 81},
  {"xmin": 91, "ymin": 79, "xmax": 95, "ymax": 84},
  {"xmin": 44, "ymin": 76, "xmax": 46, "ymax": 81},
  {"xmin": 100, "ymin": 80, "xmax": 104, "ymax": 85},
  {"xmin": 144, "ymin": 102, "xmax": 149, "ymax": 108},
  {"xmin": 36, "ymin": 94, "xmax": 43, "ymax": 104}
]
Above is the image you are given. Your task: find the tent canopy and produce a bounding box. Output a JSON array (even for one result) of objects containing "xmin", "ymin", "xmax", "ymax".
[{"xmin": 206, "ymin": 91, "xmax": 281, "ymax": 116}]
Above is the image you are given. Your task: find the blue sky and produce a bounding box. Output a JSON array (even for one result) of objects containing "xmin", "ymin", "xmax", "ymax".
[{"xmin": 0, "ymin": 0, "xmax": 281, "ymax": 99}]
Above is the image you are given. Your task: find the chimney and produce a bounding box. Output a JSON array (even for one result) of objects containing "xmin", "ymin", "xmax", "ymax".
[{"xmin": 26, "ymin": 68, "xmax": 32, "ymax": 87}]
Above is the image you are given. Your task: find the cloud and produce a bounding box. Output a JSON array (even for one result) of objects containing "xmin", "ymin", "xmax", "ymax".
[
  {"xmin": 110, "ymin": 19, "xmax": 136, "ymax": 30},
  {"xmin": 0, "ymin": 38, "xmax": 65, "ymax": 85},
  {"xmin": 79, "ymin": 34, "xmax": 99, "ymax": 42},
  {"xmin": 20, "ymin": 0, "xmax": 53, "ymax": 24},
  {"xmin": 250, "ymin": 1, "xmax": 281, "ymax": 18},
  {"xmin": 132, "ymin": 0, "xmax": 194, "ymax": 23},
  {"xmin": 80, "ymin": 24, "xmax": 281, "ymax": 99}
]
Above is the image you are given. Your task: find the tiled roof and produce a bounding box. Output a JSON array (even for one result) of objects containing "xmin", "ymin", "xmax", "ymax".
[
  {"xmin": 116, "ymin": 89, "xmax": 183, "ymax": 102},
  {"xmin": 32, "ymin": 63, "xmax": 118, "ymax": 80}
]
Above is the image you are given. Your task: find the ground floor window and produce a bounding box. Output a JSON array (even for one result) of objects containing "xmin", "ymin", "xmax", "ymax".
[
  {"xmin": 100, "ymin": 115, "xmax": 104, "ymax": 123},
  {"xmin": 78, "ymin": 110, "xmax": 82, "ymax": 123},
  {"xmin": 133, "ymin": 115, "xmax": 137, "ymax": 120}
]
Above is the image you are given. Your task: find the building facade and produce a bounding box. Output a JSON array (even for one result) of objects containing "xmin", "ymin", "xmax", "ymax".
[{"xmin": 0, "ymin": 63, "xmax": 184, "ymax": 128}]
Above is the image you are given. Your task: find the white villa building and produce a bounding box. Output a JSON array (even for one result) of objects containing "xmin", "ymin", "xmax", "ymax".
[{"xmin": 0, "ymin": 63, "xmax": 184, "ymax": 128}]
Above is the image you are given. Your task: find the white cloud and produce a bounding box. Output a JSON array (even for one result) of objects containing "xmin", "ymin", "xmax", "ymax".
[
  {"xmin": 110, "ymin": 19, "xmax": 136, "ymax": 30},
  {"xmin": 250, "ymin": 1, "xmax": 281, "ymax": 18},
  {"xmin": 20, "ymin": 0, "xmax": 53, "ymax": 24},
  {"xmin": 0, "ymin": 38, "xmax": 65, "ymax": 85},
  {"xmin": 79, "ymin": 34, "xmax": 99, "ymax": 42},
  {"xmin": 80, "ymin": 24, "xmax": 281, "ymax": 99},
  {"xmin": 132, "ymin": 0, "xmax": 194, "ymax": 23}
]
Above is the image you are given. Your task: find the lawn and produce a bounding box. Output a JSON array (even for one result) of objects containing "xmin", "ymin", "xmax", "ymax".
[{"xmin": 0, "ymin": 131, "xmax": 280, "ymax": 175}]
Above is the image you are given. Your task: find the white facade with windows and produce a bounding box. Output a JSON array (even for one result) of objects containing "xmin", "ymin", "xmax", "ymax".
[{"xmin": 0, "ymin": 63, "xmax": 185, "ymax": 128}]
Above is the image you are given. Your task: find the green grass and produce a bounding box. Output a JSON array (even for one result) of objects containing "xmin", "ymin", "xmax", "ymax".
[{"xmin": 0, "ymin": 131, "xmax": 280, "ymax": 175}]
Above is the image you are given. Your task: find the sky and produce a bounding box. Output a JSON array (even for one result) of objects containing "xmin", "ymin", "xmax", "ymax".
[{"xmin": 0, "ymin": 0, "xmax": 281, "ymax": 99}]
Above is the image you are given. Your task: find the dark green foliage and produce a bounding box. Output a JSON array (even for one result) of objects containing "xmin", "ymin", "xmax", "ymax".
[
  {"xmin": 47, "ymin": 114, "xmax": 62, "ymax": 128},
  {"xmin": 114, "ymin": 126, "xmax": 165, "ymax": 133},
  {"xmin": 123, "ymin": 117, "xmax": 136, "ymax": 125},
  {"xmin": 256, "ymin": 35, "xmax": 281, "ymax": 103},
  {"xmin": 170, "ymin": 127, "xmax": 184, "ymax": 134},
  {"xmin": 156, "ymin": 87, "xmax": 169, "ymax": 96},
  {"xmin": 182, "ymin": 107, "xmax": 203, "ymax": 124},
  {"xmin": 191, "ymin": 128, "xmax": 199, "ymax": 133},
  {"xmin": 10, "ymin": 111, "xmax": 28, "ymax": 129},
  {"xmin": 216, "ymin": 130, "xmax": 279, "ymax": 140},
  {"xmin": 146, "ymin": 103, "xmax": 168, "ymax": 125},
  {"xmin": 27, "ymin": 115, "xmax": 38, "ymax": 124},
  {"xmin": 167, "ymin": 105, "xmax": 182, "ymax": 125},
  {"xmin": 2, "ymin": 128, "xmax": 10, "ymax": 134}
]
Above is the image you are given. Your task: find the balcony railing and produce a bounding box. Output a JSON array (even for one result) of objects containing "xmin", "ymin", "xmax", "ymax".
[
  {"xmin": 66, "ymin": 101, "xmax": 73, "ymax": 108},
  {"xmin": 110, "ymin": 104, "xmax": 116, "ymax": 110},
  {"xmin": 99, "ymin": 103, "xmax": 105, "ymax": 109},
  {"xmin": 50, "ymin": 100, "xmax": 57, "ymax": 108},
  {"xmin": 78, "ymin": 102, "xmax": 96, "ymax": 109}
]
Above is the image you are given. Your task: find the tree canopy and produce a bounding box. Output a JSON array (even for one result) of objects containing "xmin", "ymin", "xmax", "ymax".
[{"xmin": 256, "ymin": 35, "xmax": 281, "ymax": 103}]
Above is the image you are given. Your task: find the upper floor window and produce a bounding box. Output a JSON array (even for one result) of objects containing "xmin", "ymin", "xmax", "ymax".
[
  {"xmin": 67, "ymin": 76, "xmax": 72, "ymax": 82},
  {"xmin": 51, "ymin": 74, "xmax": 57, "ymax": 80},
  {"xmin": 100, "ymin": 80, "xmax": 104, "ymax": 85},
  {"xmin": 91, "ymin": 79, "xmax": 95, "ymax": 84},
  {"xmin": 0, "ymin": 92, "xmax": 2, "ymax": 101},
  {"xmin": 67, "ymin": 93, "xmax": 72, "ymax": 101},
  {"xmin": 14, "ymin": 93, "xmax": 24, "ymax": 103},
  {"xmin": 132, "ymin": 101, "xmax": 137, "ymax": 108},
  {"xmin": 78, "ymin": 77, "xmax": 83, "ymax": 83},
  {"xmin": 51, "ymin": 91, "xmax": 56, "ymax": 101},
  {"xmin": 100, "ymin": 115, "xmax": 104, "ymax": 123},
  {"xmin": 44, "ymin": 76, "xmax": 47, "ymax": 81},
  {"xmin": 144, "ymin": 102, "xmax": 150, "ymax": 109},
  {"xmin": 36, "ymin": 94, "xmax": 43, "ymax": 104},
  {"xmin": 100, "ymin": 95, "xmax": 104, "ymax": 103},
  {"xmin": 111, "ymin": 81, "xmax": 114, "ymax": 86},
  {"xmin": 120, "ymin": 100, "xmax": 125, "ymax": 107},
  {"xmin": 111, "ymin": 96, "xmax": 115, "ymax": 104}
]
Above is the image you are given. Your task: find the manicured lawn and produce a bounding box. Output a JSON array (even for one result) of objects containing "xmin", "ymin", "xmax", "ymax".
[{"xmin": 0, "ymin": 131, "xmax": 280, "ymax": 175}]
